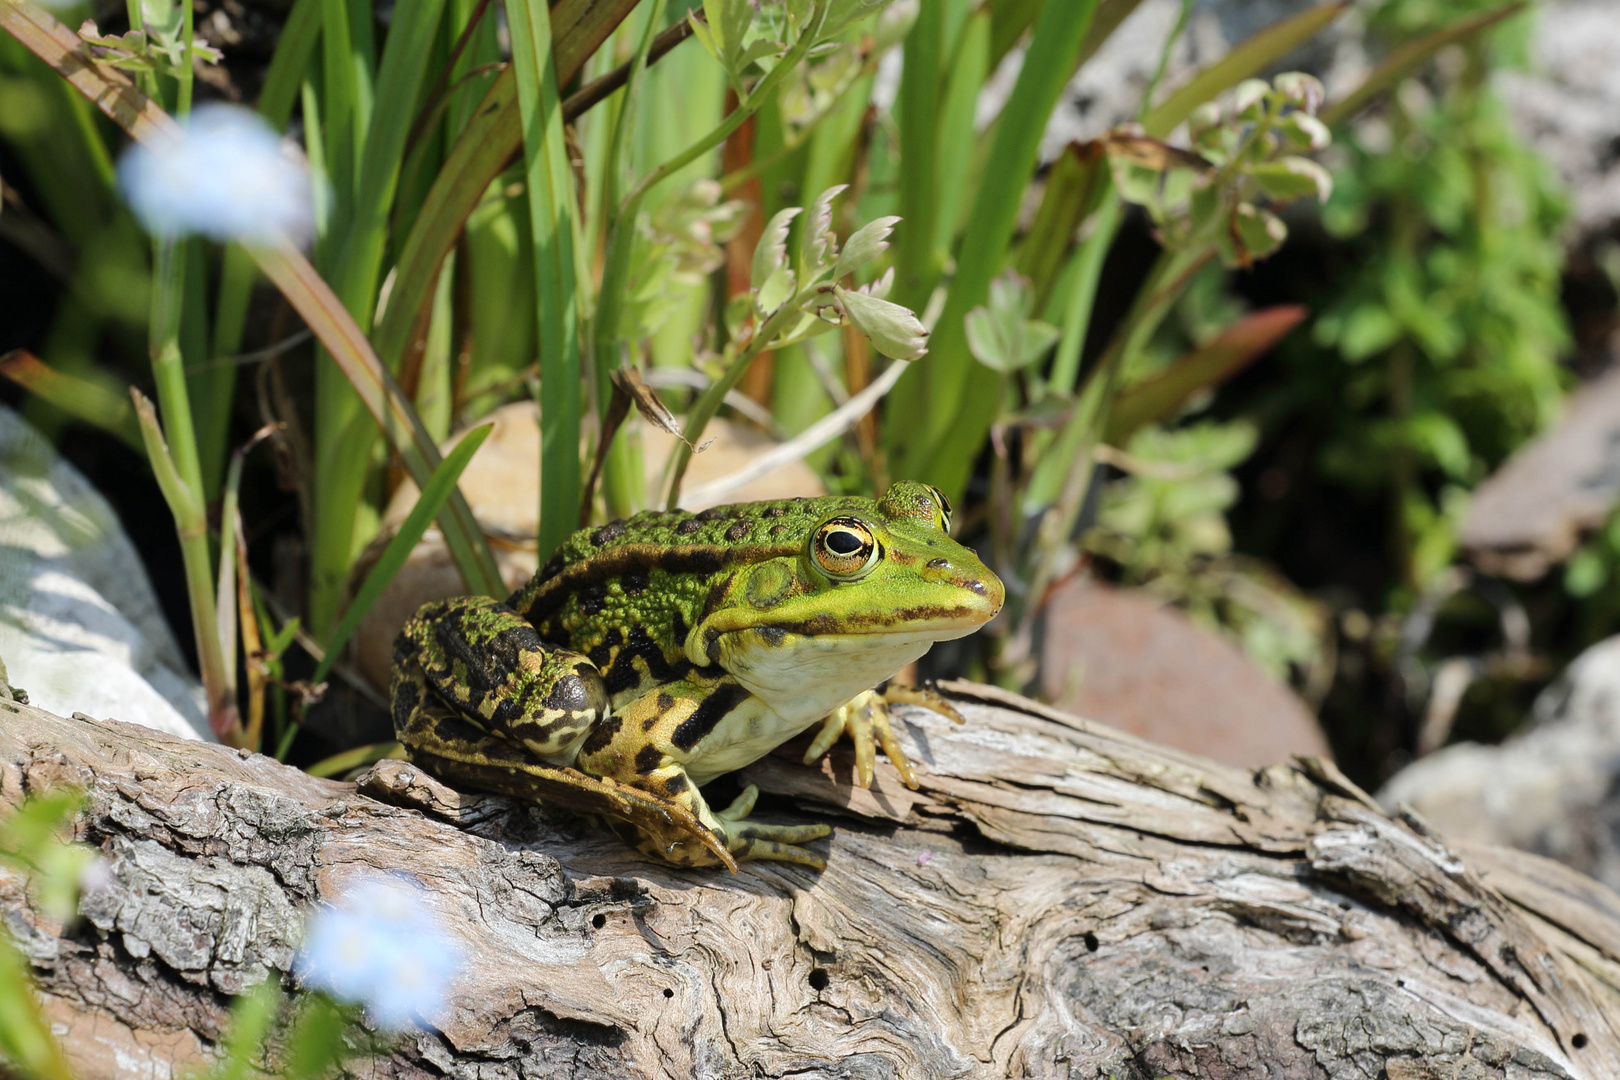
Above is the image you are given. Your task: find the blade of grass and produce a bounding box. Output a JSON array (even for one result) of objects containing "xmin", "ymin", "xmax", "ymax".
[
  {"xmin": 312, "ymin": 422, "xmax": 493, "ymax": 686},
  {"xmin": 1320, "ymin": 3, "xmax": 1525, "ymax": 128},
  {"xmin": 305, "ymin": 741, "xmax": 407, "ymax": 778},
  {"xmin": 131, "ymin": 388, "xmax": 243, "ymax": 744},
  {"xmin": 932, "ymin": 9, "xmax": 989, "ymax": 259},
  {"xmin": 307, "ymin": 0, "xmax": 457, "ymax": 629},
  {"xmin": 505, "ymin": 0, "xmax": 581, "ymax": 563},
  {"xmin": 0, "ymin": 350, "xmax": 143, "ymax": 448},
  {"xmin": 0, "ymin": 935, "xmax": 74, "ymax": 1080},
  {"xmin": 892, "ymin": 0, "xmax": 942, "ymax": 308},
  {"xmin": 252, "ymin": 242, "xmax": 505, "ymax": 599},
  {"xmin": 372, "ymin": 0, "xmax": 644, "ymax": 373},
  {"xmin": 887, "ymin": 0, "xmax": 1102, "ymax": 499}
]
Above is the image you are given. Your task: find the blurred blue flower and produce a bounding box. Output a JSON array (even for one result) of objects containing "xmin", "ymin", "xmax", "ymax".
[
  {"xmin": 294, "ymin": 873, "xmax": 464, "ymax": 1032},
  {"xmin": 117, "ymin": 104, "xmax": 314, "ymax": 246}
]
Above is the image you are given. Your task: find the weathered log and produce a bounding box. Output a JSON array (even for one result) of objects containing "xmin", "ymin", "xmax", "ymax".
[{"xmin": 4, "ymin": 685, "xmax": 1620, "ymax": 1080}]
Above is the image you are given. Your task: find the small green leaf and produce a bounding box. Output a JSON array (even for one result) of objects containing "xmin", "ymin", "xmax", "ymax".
[
  {"xmin": 965, "ymin": 273, "xmax": 1061, "ymax": 373},
  {"xmin": 837, "ymin": 287, "xmax": 929, "ymax": 359},
  {"xmin": 1565, "ymin": 546, "xmax": 1607, "ymax": 598},
  {"xmin": 1278, "ymin": 112, "xmax": 1331, "ymax": 151},
  {"xmin": 799, "ymin": 184, "xmax": 848, "ymax": 279},
  {"xmin": 1272, "ymin": 71, "xmax": 1324, "ymax": 113},
  {"xmin": 752, "ymin": 206, "xmax": 802, "ymax": 292},
  {"xmin": 1234, "ymin": 203, "xmax": 1287, "ymax": 262},
  {"xmin": 833, "ymin": 216, "xmax": 900, "ymax": 280},
  {"xmin": 1249, "ymin": 156, "xmax": 1332, "ymax": 203},
  {"xmin": 1231, "ymin": 78, "xmax": 1269, "ymax": 120}
]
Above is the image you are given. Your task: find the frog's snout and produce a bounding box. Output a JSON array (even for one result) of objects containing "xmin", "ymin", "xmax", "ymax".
[{"xmin": 923, "ymin": 556, "xmax": 1005, "ymax": 621}]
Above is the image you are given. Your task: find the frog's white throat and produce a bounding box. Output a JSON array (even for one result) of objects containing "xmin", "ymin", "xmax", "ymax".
[{"xmin": 715, "ymin": 626, "xmax": 957, "ymax": 732}]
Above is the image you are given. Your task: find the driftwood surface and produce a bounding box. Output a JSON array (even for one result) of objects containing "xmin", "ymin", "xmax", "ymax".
[{"xmin": 6, "ymin": 686, "xmax": 1620, "ymax": 1080}]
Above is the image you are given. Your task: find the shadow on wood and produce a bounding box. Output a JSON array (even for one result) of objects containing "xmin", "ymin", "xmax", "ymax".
[{"xmin": 3, "ymin": 683, "xmax": 1619, "ymax": 1079}]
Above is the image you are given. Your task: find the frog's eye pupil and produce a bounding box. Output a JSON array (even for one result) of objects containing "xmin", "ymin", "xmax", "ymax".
[
  {"xmin": 811, "ymin": 517, "xmax": 879, "ymax": 580},
  {"xmin": 827, "ymin": 530, "xmax": 863, "ymax": 555}
]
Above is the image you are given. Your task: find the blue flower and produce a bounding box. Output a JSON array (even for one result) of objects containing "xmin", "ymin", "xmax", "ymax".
[
  {"xmin": 117, "ymin": 104, "xmax": 315, "ymax": 246},
  {"xmin": 294, "ymin": 874, "xmax": 464, "ymax": 1032}
]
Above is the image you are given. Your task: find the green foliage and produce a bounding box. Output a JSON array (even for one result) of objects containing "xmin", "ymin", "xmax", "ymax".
[
  {"xmin": 1304, "ymin": 0, "xmax": 1567, "ymax": 590},
  {"xmin": 3, "ymin": 0, "xmax": 1546, "ymax": 763},
  {"xmin": 1084, "ymin": 422, "xmax": 1322, "ymax": 681}
]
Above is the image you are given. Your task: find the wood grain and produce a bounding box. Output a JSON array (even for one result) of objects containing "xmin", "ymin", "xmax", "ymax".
[{"xmin": 3, "ymin": 686, "xmax": 1619, "ymax": 1079}]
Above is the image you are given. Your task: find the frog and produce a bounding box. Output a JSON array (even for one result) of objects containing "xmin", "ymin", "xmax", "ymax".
[{"xmin": 389, "ymin": 481, "xmax": 1003, "ymax": 872}]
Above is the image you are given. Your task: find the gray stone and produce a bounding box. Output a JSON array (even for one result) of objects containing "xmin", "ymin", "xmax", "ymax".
[{"xmin": 0, "ymin": 404, "xmax": 208, "ymax": 740}]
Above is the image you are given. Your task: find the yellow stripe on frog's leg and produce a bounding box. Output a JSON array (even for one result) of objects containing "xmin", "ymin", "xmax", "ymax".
[
  {"xmin": 580, "ymin": 680, "xmax": 831, "ymax": 870},
  {"xmin": 395, "ymin": 596, "xmax": 605, "ymax": 761}
]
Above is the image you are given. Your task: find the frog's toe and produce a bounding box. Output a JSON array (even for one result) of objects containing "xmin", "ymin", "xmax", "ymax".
[
  {"xmin": 882, "ymin": 682, "xmax": 966, "ymax": 726},
  {"xmin": 817, "ymin": 690, "xmax": 923, "ymax": 790},
  {"xmin": 724, "ymin": 819, "xmax": 832, "ymax": 869},
  {"xmin": 802, "ymin": 710, "xmax": 847, "ymax": 766},
  {"xmin": 715, "ymin": 783, "xmax": 759, "ymax": 822}
]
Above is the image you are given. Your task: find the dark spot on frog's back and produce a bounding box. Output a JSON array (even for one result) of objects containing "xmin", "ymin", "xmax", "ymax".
[
  {"xmin": 726, "ymin": 520, "xmax": 751, "ymax": 541},
  {"xmin": 578, "ymin": 581, "xmax": 607, "ymax": 616},
  {"xmin": 591, "ymin": 521, "xmax": 628, "ymax": 546},
  {"xmin": 587, "ymin": 626, "xmax": 623, "ymax": 668},
  {"xmin": 671, "ymin": 683, "xmax": 753, "ymax": 751},
  {"xmin": 635, "ymin": 744, "xmax": 663, "ymax": 773},
  {"xmin": 604, "ymin": 626, "xmax": 692, "ymax": 694},
  {"xmin": 676, "ymin": 518, "xmax": 704, "ymax": 536},
  {"xmin": 622, "ymin": 567, "xmax": 650, "ymax": 594},
  {"xmin": 579, "ymin": 714, "xmax": 622, "ymax": 755},
  {"xmin": 764, "ymin": 505, "xmax": 787, "ymax": 519}
]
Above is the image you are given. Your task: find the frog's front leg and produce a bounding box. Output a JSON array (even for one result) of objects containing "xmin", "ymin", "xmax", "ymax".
[
  {"xmin": 578, "ymin": 680, "xmax": 831, "ymax": 870},
  {"xmin": 803, "ymin": 684, "xmax": 965, "ymax": 790}
]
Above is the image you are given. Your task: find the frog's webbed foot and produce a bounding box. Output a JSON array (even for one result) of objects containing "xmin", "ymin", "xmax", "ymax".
[
  {"xmin": 803, "ymin": 683, "xmax": 964, "ymax": 790},
  {"xmin": 628, "ymin": 784, "xmax": 828, "ymax": 870},
  {"xmin": 712, "ymin": 785, "xmax": 830, "ymax": 869}
]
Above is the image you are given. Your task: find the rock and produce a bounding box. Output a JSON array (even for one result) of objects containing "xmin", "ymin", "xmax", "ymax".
[
  {"xmin": 352, "ymin": 403, "xmax": 826, "ymax": 694},
  {"xmin": 1379, "ymin": 634, "xmax": 1620, "ymax": 895},
  {"xmin": 1459, "ymin": 363, "xmax": 1620, "ymax": 580},
  {"xmin": 1499, "ymin": 0, "xmax": 1620, "ymax": 237},
  {"xmin": 0, "ymin": 405, "xmax": 207, "ymax": 741},
  {"xmin": 1039, "ymin": 578, "xmax": 1331, "ymax": 768}
]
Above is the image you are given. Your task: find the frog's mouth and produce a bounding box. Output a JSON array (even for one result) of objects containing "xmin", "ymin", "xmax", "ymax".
[{"xmin": 751, "ymin": 603, "xmax": 1000, "ymax": 642}]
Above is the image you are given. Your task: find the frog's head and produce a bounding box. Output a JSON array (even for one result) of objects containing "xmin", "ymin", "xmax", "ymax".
[{"xmin": 685, "ymin": 483, "xmax": 1004, "ymax": 700}]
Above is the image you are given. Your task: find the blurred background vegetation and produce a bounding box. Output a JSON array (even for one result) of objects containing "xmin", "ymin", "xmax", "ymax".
[{"xmin": 0, "ymin": 0, "xmax": 1615, "ymax": 798}]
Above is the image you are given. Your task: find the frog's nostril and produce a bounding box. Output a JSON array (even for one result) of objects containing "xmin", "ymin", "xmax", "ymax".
[
  {"xmin": 927, "ymin": 557, "xmax": 950, "ymax": 570},
  {"xmin": 967, "ymin": 580, "xmax": 988, "ymax": 596}
]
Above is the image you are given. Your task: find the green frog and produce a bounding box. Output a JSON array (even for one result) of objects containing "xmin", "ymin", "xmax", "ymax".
[{"xmin": 390, "ymin": 481, "xmax": 1003, "ymax": 872}]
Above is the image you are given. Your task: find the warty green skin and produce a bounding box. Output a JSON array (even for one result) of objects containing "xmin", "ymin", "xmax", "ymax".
[{"xmin": 391, "ymin": 481, "xmax": 1004, "ymax": 871}]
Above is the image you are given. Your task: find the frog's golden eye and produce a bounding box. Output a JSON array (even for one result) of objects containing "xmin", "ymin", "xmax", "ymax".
[
  {"xmin": 926, "ymin": 485, "xmax": 953, "ymax": 532},
  {"xmin": 811, "ymin": 517, "xmax": 880, "ymax": 580}
]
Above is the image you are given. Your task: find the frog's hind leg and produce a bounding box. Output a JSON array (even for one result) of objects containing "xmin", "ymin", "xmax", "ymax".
[
  {"xmin": 394, "ymin": 596, "xmax": 603, "ymax": 761},
  {"xmin": 391, "ymin": 601, "xmax": 734, "ymax": 867},
  {"xmin": 580, "ymin": 681, "xmax": 831, "ymax": 871}
]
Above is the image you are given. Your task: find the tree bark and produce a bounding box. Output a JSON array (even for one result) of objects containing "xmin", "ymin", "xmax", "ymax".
[{"xmin": 4, "ymin": 684, "xmax": 1620, "ymax": 1080}]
